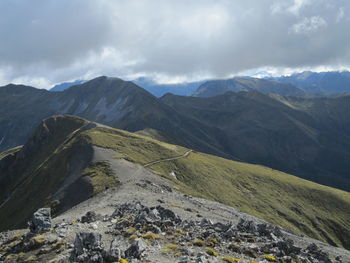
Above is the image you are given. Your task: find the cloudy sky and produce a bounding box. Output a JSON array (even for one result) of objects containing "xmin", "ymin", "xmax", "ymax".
[{"xmin": 0, "ymin": 0, "xmax": 349, "ymax": 88}]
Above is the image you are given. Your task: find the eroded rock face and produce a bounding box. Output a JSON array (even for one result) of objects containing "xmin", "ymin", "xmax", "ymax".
[{"xmin": 28, "ymin": 208, "xmax": 52, "ymax": 234}]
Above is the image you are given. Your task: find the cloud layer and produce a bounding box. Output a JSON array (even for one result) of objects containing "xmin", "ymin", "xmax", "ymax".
[{"xmin": 0, "ymin": 0, "xmax": 349, "ymax": 87}]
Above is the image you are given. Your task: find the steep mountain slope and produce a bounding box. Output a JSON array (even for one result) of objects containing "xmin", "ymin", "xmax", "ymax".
[
  {"xmin": 161, "ymin": 92, "xmax": 350, "ymax": 192},
  {"xmin": 0, "ymin": 77, "xmax": 227, "ymax": 159},
  {"xmin": 0, "ymin": 115, "xmax": 118, "ymax": 231},
  {"xmin": 193, "ymin": 77, "xmax": 309, "ymax": 97},
  {"xmin": 0, "ymin": 84, "xmax": 55, "ymax": 151},
  {"xmin": 2, "ymin": 76, "xmax": 350, "ymax": 193},
  {"xmin": 1, "ymin": 115, "xmax": 350, "ymax": 252},
  {"xmin": 275, "ymin": 71, "xmax": 350, "ymax": 95}
]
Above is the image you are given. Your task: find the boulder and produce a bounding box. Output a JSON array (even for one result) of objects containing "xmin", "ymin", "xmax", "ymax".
[
  {"xmin": 81, "ymin": 211, "xmax": 101, "ymax": 223},
  {"xmin": 73, "ymin": 232, "xmax": 103, "ymax": 263},
  {"xmin": 305, "ymin": 243, "xmax": 331, "ymax": 263},
  {"xmin": 102, "ymin": 238, "xmax": 121, "ymax": 262},
  {"xmin": 156, "ymin": 205, "xmax": 182, "ymax": 224},
  {"xmin": 125, "ymin": 238, "xmax": 147, "ymax": 259},
  {"xmin": 28, "ymin": 208, "xmax": 52, "ymax": 234},
  {"xmin": 277, "ymin": 239, "xmax": 301, "ymax": 256},
  {"xmin": 237, "ymin": 218, "xmax": 257, "ymax": 233}
]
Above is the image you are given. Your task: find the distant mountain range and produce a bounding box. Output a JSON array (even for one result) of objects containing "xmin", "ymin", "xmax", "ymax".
[
  {"xmin": 50, "ymin": 77, "xmax": 203, "ymax": 97},
  {"xmin": 192, "ymin": 77, "xmax": 309, "ymax": 97},
  {"xmin": 49, "ymin": 71, "xmax": 350, "ymax": 98},
  {"xmin": 1, "ymin": 76, "xmax": 350, "ymax": 193},
  {"xmin": 273, "ymin": 71, "xmax": 350, "ymax": 95},
  {"xmin": 192, "ymin": 71, "xmax": 350, "ymax": 98},
  {"xmin": 133, "ymin": 77, "xmax": 204, "ymax": 97}
]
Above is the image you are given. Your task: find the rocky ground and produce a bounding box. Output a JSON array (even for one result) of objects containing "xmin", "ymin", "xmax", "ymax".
[{"xmin": 0, "ymin": 146, "xmax": 349, "ymax": 263}]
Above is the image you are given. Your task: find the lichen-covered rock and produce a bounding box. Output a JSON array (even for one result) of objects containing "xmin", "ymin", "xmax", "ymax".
[
  {"xmin": 125, "ymin": 238, "xmax": 147, "ymax": 259},
  {"xmin": 306, "ymin": 243, "xmax": 332, "ymax": 263},
  {"xmin": 237, "ymin": 218, "xmax": 257, "ymax": 233},
  {"xmin": 276, "ymin": 239, "xmax": 301, "ymax": 256},
  {"xmin": 81, "ymin": 211, "xmax": 100, "ymax": 223},
  {"xmin": 72, "ymin": 232, "xmax": 103, "ymax": 263},
  {"xmin": 102, "ymin": 238, "xmax": 121, "ymax": 262},
  {"xmin": 28, "ymin": 208, "xmax": 52, "ymax": 234}
]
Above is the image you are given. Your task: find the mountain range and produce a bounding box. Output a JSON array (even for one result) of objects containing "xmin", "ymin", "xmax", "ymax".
[
  {"xmin": 274, "ymin": 71, "xmax": 350, "ymax": 95},
  {"xmin": 133, "ymin": 77, "xmax": 204, "ymax": 97},
  {"xmin": 1, "ymin": 75, "xmax": 350, "ymax": 261},
  {"xmin": 192, "ymin": 77, "xmax": 309, "ymax": 98},
  {"xmin": 49, "ymin": 71, "xmax": 350, "ymax": 100},
  {"xmin": 2, "ymin": 76, "xmax": 350, "ymax": 192}
]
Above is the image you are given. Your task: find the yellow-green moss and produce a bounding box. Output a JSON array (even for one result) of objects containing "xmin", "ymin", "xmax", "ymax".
[
  {"xmin": 32, "ymin": 233, "xmax": 46, "ymax": 244},
  {"xmin": 206, "ymin": 247, "xmax": 218, "ymax": 257},
  {"xmin": 192, "ymin": 238, "xmax": 205, "ymax": 247},
  {"xmin": 125, "ymin": 227, "xmax": 137, "ymax": 235},
  {"xmin": 263, "ymin": 254, "xmax": 277, "ymax": 261},
  {"xmin": 81, "ymin": 161, "xmax": 119, "ymax": 195},
  {"xmin": 162, "ymin": 243, "xmax": 181, "ymax": 256},
  {"xmin": 222, "ymin": 257, "xmax": 242, "ymax": 263},
  {"xmin": 207, "ymin": 237, "xmax": 219, "ymax": 247},
  {"xmin": 141, "ymin": 232, "xmax": 161, "ymax": 240},
  {"xmin": 129, "ymin": 234, "xmax": 138, "ymax": 240},
  {"xmin": 24, "ymin": 255, "xmax": 38, "ymax": 262}
]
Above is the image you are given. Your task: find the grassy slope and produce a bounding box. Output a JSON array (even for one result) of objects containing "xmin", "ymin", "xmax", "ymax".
[
  {"xmin": 0, "ymin": 116, "xmax": 117, "ymax": 231},
  {"xmin": 161, "ymin": 92, "xmax": 350, "ymax": 192},
  {"xmin": 86, "ymin": 127, "xmax": 350, "ymax": 249}
]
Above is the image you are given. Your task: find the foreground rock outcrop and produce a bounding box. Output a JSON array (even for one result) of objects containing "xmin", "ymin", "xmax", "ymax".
[
  {"xmin": 0, "ymin": 202, "xmax": 347, "ymax": 262},
  {"xmin": 28, "ymin": 208, "xmax": 52, "ymax": 234}
]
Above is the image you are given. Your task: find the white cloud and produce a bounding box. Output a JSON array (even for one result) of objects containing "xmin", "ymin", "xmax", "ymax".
[
  {"xmin": 291, "ymin": 16, "xmax": 327, "ymax": 34},
  {"xmin": 0, "ymin": 0, "xmax": 349, "ymax": 88},
  {"xmin": 336, "ymin": 7, "xmax": 345, "ymax": 23},
  {"xmin": 287, "ymin": 0, "xmax": 313, "ymax": 15}
]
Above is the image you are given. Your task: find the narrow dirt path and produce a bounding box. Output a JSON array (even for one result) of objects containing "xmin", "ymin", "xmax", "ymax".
[{"xmin": 143, "ymin": 150, "xmax": 193, "ymax": 168}]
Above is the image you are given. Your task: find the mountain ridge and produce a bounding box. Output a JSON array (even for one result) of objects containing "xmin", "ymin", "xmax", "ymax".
[
  {"xmin": 192, "ymin": 77, "xmax": 310, "ymax": 98},
  {"xmin": 1, "ymin": 115, "xmax": 350, "ymax": 252},
  {"xmin": 1, "ymin": 76, "xmax": 350, "ymax": 193}
]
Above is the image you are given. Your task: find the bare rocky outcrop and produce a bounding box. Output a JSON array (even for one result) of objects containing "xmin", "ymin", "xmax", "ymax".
[{"xmin": 28, "ymin": 208, "xmax": 52, "ymax": 234}]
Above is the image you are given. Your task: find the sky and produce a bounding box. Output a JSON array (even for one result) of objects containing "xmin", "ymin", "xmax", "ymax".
[{"xmin": 0, "ymin": 0, "xmax": 349, "ymax": 88}]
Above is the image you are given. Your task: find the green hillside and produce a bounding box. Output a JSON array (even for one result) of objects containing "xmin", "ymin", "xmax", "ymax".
[
  {"xmin": 1, "ymin": 116, "xmax": 350, "ymax": 249},
  {"xmin": 0, "ymin": 116, "xmax": 116, "ymax": 230},
  {"xmin": 85, "ymin": 126, "xmax": 350, "ymax": 249}
]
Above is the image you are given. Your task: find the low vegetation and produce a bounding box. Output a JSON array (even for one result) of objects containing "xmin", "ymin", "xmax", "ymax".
[
  {"xmin": 85, "ymin": 126, "xmax": 350, "ymax": 249},
  {"xmin": 81, "ymin": 161, "xmax": 118, "ymax": 195}
]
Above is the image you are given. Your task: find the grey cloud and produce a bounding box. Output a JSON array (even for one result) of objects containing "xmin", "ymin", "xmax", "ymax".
[{"xmin": 0, "ymin": 0, "xmax": 350, "ymax": 87}]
